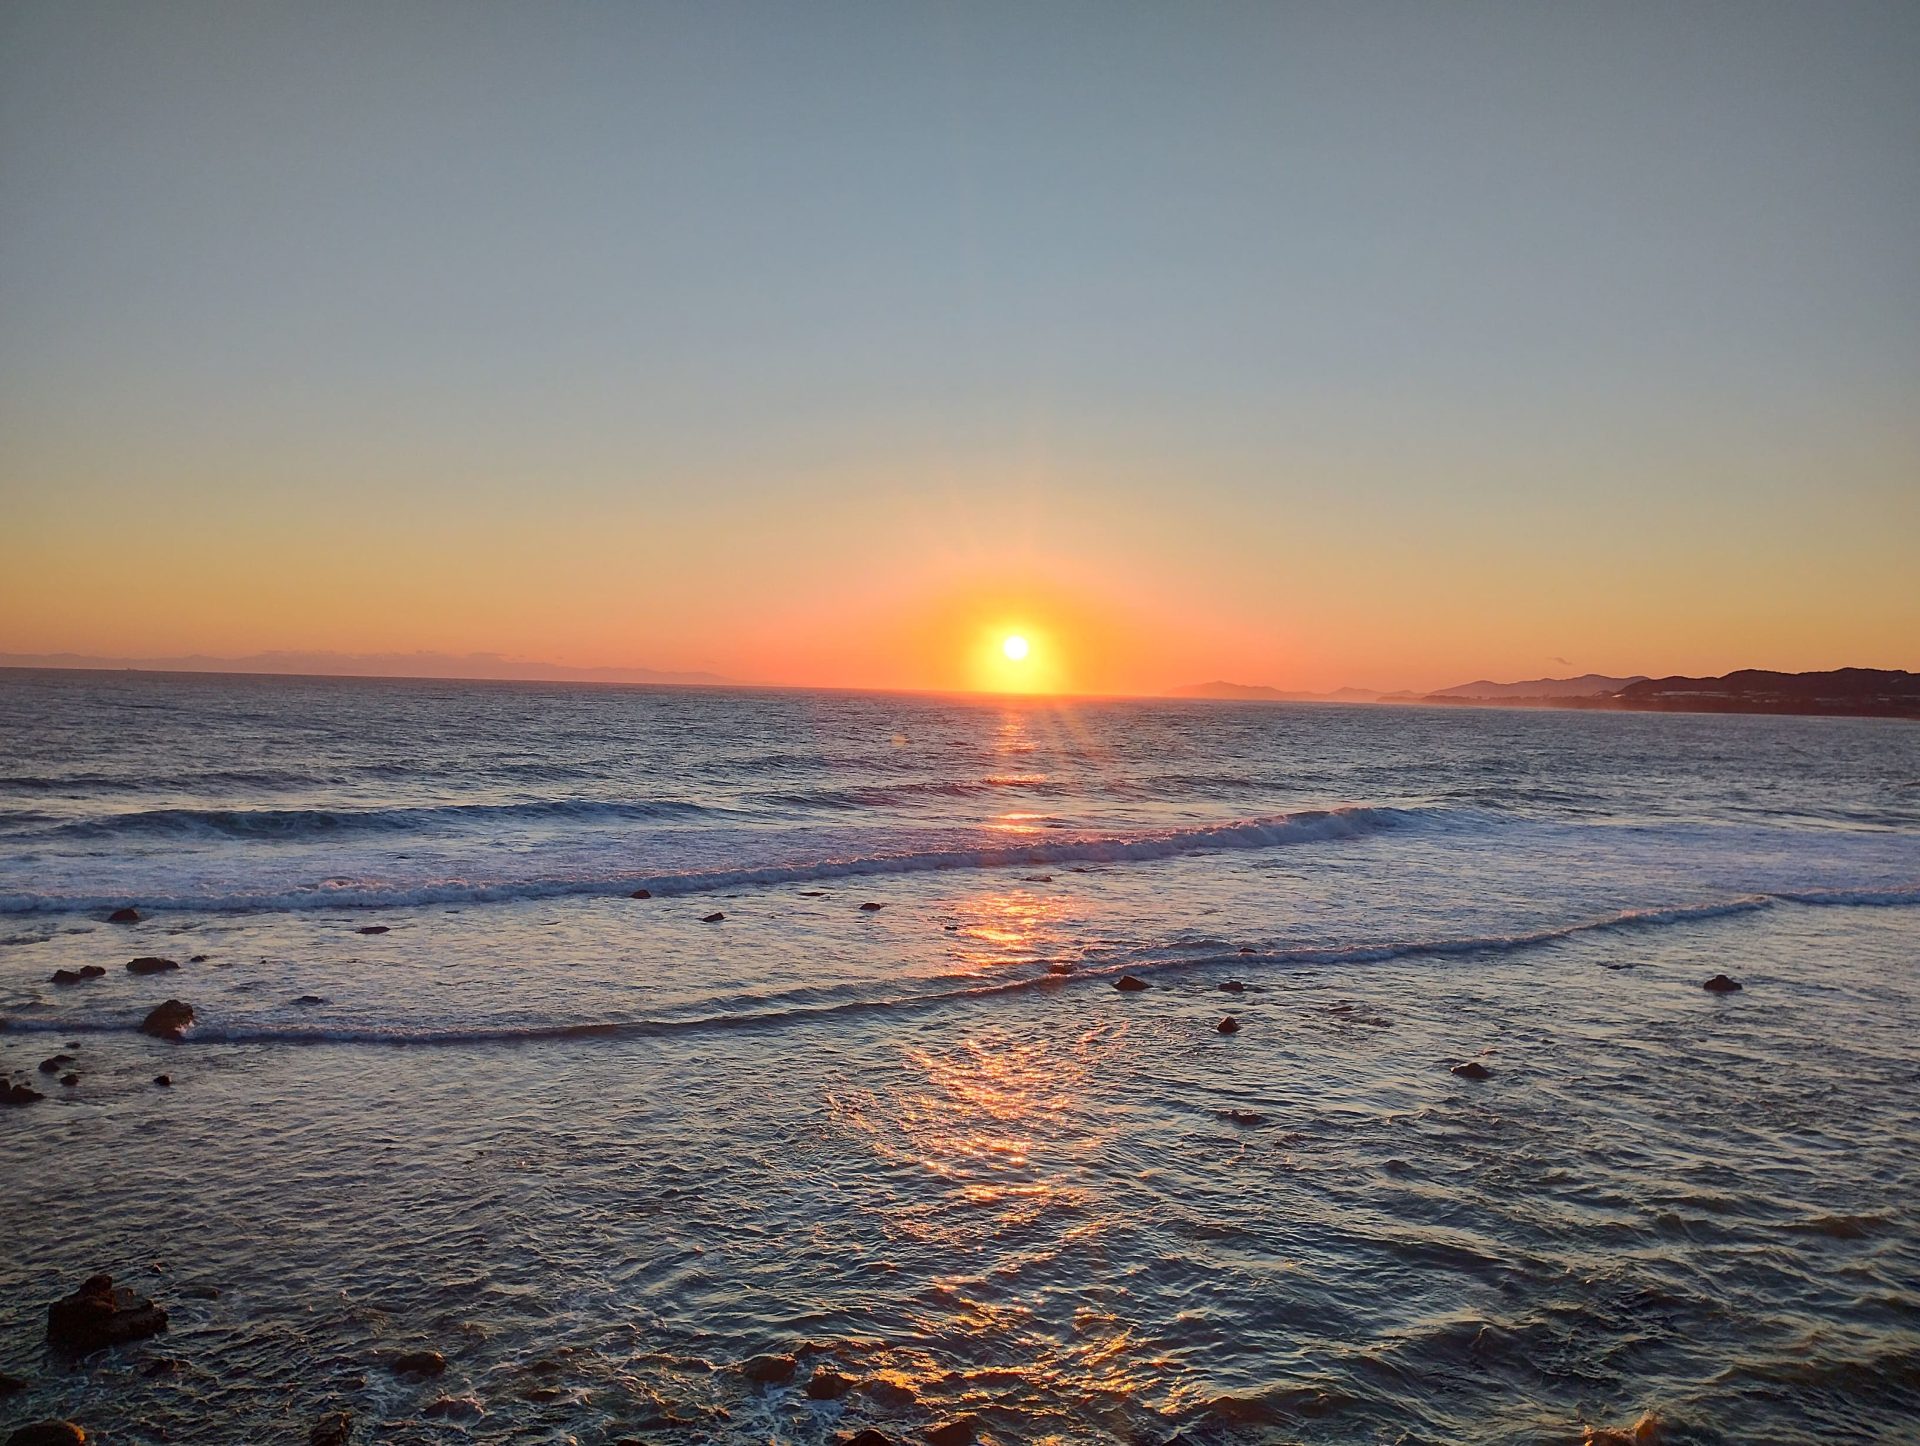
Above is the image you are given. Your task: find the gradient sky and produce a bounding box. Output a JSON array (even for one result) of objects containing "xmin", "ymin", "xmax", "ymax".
[{"xmin": 3, "ymin": 1, "xmax": 1917, "ymax": 694}]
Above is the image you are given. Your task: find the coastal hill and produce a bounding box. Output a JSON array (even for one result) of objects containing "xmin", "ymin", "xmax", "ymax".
[{"xmin": 1429, "ymin": 674, "xmax": 1644, "ymax": 700}]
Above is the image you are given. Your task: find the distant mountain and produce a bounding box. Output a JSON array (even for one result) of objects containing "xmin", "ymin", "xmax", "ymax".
[
  {"xmin": 1169, "ymin": 681, "xmax": 1389, "ymax": 703},
  {"xmin": 1610, "ymin": 668, "xmax": 1920, "ymax": 718},
  {"xmin": 1429, "ymin": 673, "xmax": 1646, "ymax": 701},
  {"xmin": 0, "ymin": 650, "xmax": 735, "ymax": 688}
]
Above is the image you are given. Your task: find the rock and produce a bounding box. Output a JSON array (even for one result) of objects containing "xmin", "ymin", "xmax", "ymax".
[
  {"xmin": 141, "ymin": 1357, "xmax": 182, "ymax": 1377},
  {"xmin": 126, "ymin": 957, "xmax": 179, "ymax": 976},
  {"xmin": 390, "ymin": 1349, "xmax": 446, "ymax": 1378},
  {"xmin": 60, "ymin": 1073, "xmax": 80, "ymax": 1087},
  {"xmin": 1113, "ymin": 975, "xmax": 1149, "ymax": 992},
  {"xmin": 1023, "ymin": 874, "xmax": 1053, "ymax": 883},
  {"xmin": 1219, "ymin": 980, "xmax": 1246, "ymax": 993},
  {"xmin": 108, "ymin": 907, "xmax": 141, "ymax": 923},
  {"xmin": 1451, "ymin": 1061, "xmax": 1493, "ymax": 1080},
  {"xmin": 421, "ymin": 1397, "xmax": 483, "ymax": 1421},
  {"xmin": 805, "ymin": 1367, "xmax": 854, "ymax": 1399},
  {"xmin": 50, "ymin": 970, "xmax": 85, "ymax": 986},
  {"xmin": 1046, "ymin": 962, "xmax": 1074, "ymax": 974},
  {"xmin": 140, "ymin": 1000, "xmax": 195, "ymax": 1041},
  {"xmin": 3, "ymin": 1082, "xmax": 45, "ymax": 1105},
  {"xmin": 1702, "ymin": 974, "xmax": 1743, "ymax": 993},
  {"xmin": 840, "ymin": 1433, "xmax": 894, "ymax": 1446},
  {"xmin": 39, "ymin": 1055, "xmax": 74, "ymax": 1074},
  {"xmin": 355, "ymin": 925, "xmax": 389, "ymax": 935},
  {"xmin": 1583, "ymin": 1413, "xmax": 1665, "ymax": 1445},
  {"xmin": 1217, "ymin": 1109, "xmax": 1266, "ymax": 1127},
  {"xmin": 188, "ymin": 954, "xmax": 208, "ymax": 963},
  {"xmin": 45, "ymin": 1274, "xmax": 168, "ymax": 1353},
  {"xmin": 741, "ymin": 1353, "xmax": 796, "ymax": 1387},
  {"xmin": 925, "ymin": 1419, "xmax": 979, "ymax": 1446},
  {"xmin": 294, "ymin": 995, "xmax": 327, "ymax": 1005},
  {"xmin": 308, "ymin": 1412, "xmax": 353, "ymax": 1446},
  {"xmin": 859, "ymin": 901, "xmax": 885, "ymax": 911},
  {"xmin": 0, "ymin": 1371, "xmax": 25, "ymax": 1396},
  {"xmin": 630, "ymin": 889, "xmax": 652, "ymax": 899},
  {"xmin": 153, "ymin": 1075, "xmax": 172, "ymax": 1088},
  {"xmin": 701, "ymin": 912, "xmax": 726, "ymax": 923},
  {"xmin": 6, "ymin": 1423, "xmax": 85, "ymax": 1446},
  {"xmin": 1217, "ymin": 1016, "xmax": 1240, "ymax": 1034}
]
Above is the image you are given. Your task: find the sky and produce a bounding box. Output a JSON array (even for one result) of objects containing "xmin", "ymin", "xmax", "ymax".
[{"xmin": 3, "ymin": 1, "xmax": 1916, "ymax": 695}]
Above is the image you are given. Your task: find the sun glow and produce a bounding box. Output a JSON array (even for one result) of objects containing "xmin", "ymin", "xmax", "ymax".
[{"xmin": 1002, "ymin": 634, "xmax": 1030, "ymax": 661}]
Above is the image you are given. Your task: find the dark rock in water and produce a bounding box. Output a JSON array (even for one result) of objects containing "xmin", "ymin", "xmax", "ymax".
[
  {"xmin": 630, "ymin": 888, "xmax": 652, "ymax": 899},
  {"xmin": 1114, "ymin": 975, "xmax": 1149, "ymax": 992},
  {"xmin": 390, "ymin": 1349, "xmax": 446, "ymax": 1378},
  {"xmin": 46, "ymin": 1274, "xmax": 168, "ymax": 1353},
  {"xmin": 152, "ymin": 1075, "xmax": 172, "ymax": 1088},
  {"xmin": 126, "ymin": 957, "xmax": 179, "ymax": 976},
  {"xmin": 0, "ymin": 1371, "xmax": 25, "ymax": 1396},
  {"xmin": 355, "ymin": 925, "xmax": 390, "ymax": 935},
  {"xmin": 4, "ymin": 1082, "xmax": 45, "ymax": 1105},
  {"xmin": 839, "ymin": 1432, "xmax": 894, "ymax": 1446},
  {"xmin": 420, "ymin": 1397, "xmax": 483, "ymax": 1421},
  {"xmin": 1217, "ymin": 1016, "xmax": 1240, "ymax": 1034},
  {"xmin": 741, "ymin": 1353, "xmax": 796, "ymax": 1387},
  {"xmin": 1451, "ymin": 1061, "xmax": 1493, "ymax": 1080},
  {"xmin": 294, "ymin": 995, "xmax": 327, "ymax": 1005},
  {"xmin": 308, "ymin": 1411, "xmax": 353, "ymax": 1446},
  {"xmin": 1219, "ymin": 980, "xmax": 1246, "ymax": 993},
  {"xmin": 925, "ymin": 1418, "xmax": 979, "ymax": 1446},
  {"xmin": 6, "ymin": 1423, "xmax": 86, "ymax": 1446},
  {"xmin": 1023, "ymin": 874, "xmax": 1053, "ymax": 883},
  {"xmin": 805, "ymin": 1367, "xmax": 854, "ymax": 1399},
  {"xmin": 141, "ymin": 1357, "xmax": 182, "ymax": 1378},
  {"xmin": 1702, "ymin": 974, "xmax": 1743, "ymax": 993},
  {"xmin": 1046, "ymin": 962, "xmax": 1074, "ymax": 974},
  {"xmin": 39, "ymin": 1055, "xmax": 74, "ymax": 1074},
  {"xmin": 178, "ymin": 1284, "xmax": 219, "ymax": 1300},
  {"xmin": 51, "ymin": 969, "xmax": 86, "ymax": 986},
  {"xmin": 1217, "ymin": 1109, "xmax": 1266, "ymax": 1127},
  {"xmin": 859, "ymin": 901, "xmax": 885, "ymax": 911},
  {"xmin": 140, "ymin": 1000, "xmax": 195, "ymax": 1041},
  {"xmin": 188, "ymin": 954, "xmax": 208, "ymax": 963},
  {"xmin": 108, "ymin": 907, "xmax": 141, "ymax": 923},
  {"xmin": 1237, "ymin": 946, "xmax": 1256, "ymax": 955},
  {"xmin": 701, "ymin": 911, "xmax": 726, "ymax": 923},
  {"xmin": 81, "ymin": 966, "xmax": 105, "ymax": 979},
  {"xmin": 60, "ymin": 1073, "xmax": 80, "ymax": 1087}
]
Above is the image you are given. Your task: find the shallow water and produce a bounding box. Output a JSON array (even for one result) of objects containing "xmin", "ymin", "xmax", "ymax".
[{"xmin": 2, "ymin": 671, "xmax": 1916, "ymax": 1443}]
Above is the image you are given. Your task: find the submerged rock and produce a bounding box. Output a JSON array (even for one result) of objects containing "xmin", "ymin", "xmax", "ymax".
[
  {"xmin": 1702, "ymin": 974, "xmax": 1743, "ymax": 993},
  {"xmin": 1451, "ymin": 1061, "xmax": 1493, "ymax": 1080},
  {"xmin": 925, "ymin": 1418, "xmax": 979, "ymax": 1446},
  {"xmin": 1022, "ymin": 874, "xmax": 1053, "ymax": 883},
  {"xmin": 38, "ymin": 1055, "xmax": 74, "ymax": 1074},
  {"xmin": 3, "ymin": 1082, "xmax": 45, "ymax": 1105},
  {"xmin": 152, "ymin": 1075, "xmax": 172, "ymax": 1088},
  {"xmin": 1217, "ymin": 1016, "xmax": 1240, "ymax": 1034},
  {"xmin": 859, "ymin": 901, "xmax": 885, "ymax": 911},
  {"xmin": 630, "ymin": 888, "xmax": 653, "ymax": 899},
  {"xmin": 701, "ymin": 912, "xmax": 726, "ymax": 923},
  {"xmin": 1237, "ymin": 946, "xmax": 1256, "ymax": 955},
  {"xmin": 139, "ymin": 1000, "xmax": 195, "ymax": 1041},
  {"xmin": 1217, "ymin": 1109, "xmax": 1266, "ymax": 1127},
  {"xmin": 294, "ymin": 995, "xmax": 328, "ymax": 1005},
  {"xmin": 1046, "ymin": 962, "xmax": 1074, "ymax": 974},
  {"xmin": 51, "ymin": 968, "xmax": 103, "ymax": 986},
  {"xmin": 1218, "ymin": 979, "xmax": 1246, "ymax": 993},
  {"xmin": 126, "ymin": 957, "xmax": 178, "ymax": 976},
  {"xmin": 805, "ymin": 1367, "xmax": 854, "ymax": 1399},
  {"xmin": 6, "ymin": 1423, "xmax": 86, "ymax": 1446},
  {"xmin": 60, "ymin": 1073, "xmax": 79, "ymax": 1087},
  {"xmin": 1113, "ymin": 975, "xmax": 1150, "ymax": 992},
  {"xmin": 308, "ymin": 1412, "xmax": 353, "ymax": 1446},
  {"xmin": 108, "ymin": 907, "xmax": 141, "ymax": 924},
  {"xmin": 838, "ymin": 1432, "xmax": 894, "ymax": 1446},
  {"xmin": 188, "ymin": 954, "xmax": 208, "ymax": 963},
  {"xmin": 740, "ymin": 1353, "xmax": 796, "ymax": 1387},
  {"xmin": 46, "ymin": 1274, "xmax": 168, "ymax": 1353},
  {"xmin": 421, "ymin": 1397, "xmax": 483, "ymax": 1421},
  {"xmin": 355, "ymin": 925, "xmax": 389, "ymax": 935},
  {"xmin": 389, "ymin": 1349, "xmax": 446, "ymax": 1378}
]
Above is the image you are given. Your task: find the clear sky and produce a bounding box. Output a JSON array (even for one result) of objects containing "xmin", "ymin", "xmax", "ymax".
[{"xmin": 3, "ymin": 1, "xmax": 1916, "ymax": 694}]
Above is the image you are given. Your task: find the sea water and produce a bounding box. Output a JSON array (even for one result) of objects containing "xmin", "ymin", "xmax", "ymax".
[{"xmin": 1, "ymin": 670, "xmax": 1915, "ymax": 1443}]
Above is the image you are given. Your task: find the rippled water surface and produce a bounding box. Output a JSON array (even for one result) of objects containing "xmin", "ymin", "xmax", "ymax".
[{"xmin": 2, "ymin": 670, "xmax": 1916, "ymax": 1444}]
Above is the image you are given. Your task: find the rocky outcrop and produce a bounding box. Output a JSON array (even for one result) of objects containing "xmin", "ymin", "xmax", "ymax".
[
  {"xmin": 859, "ymin": 901, "xmax": 885, "ymax": 911},
  {"xmin": 389, "ymin": 1350, "xmax": 446, "ymax": 1378},
  {"xmin": 355, "ymin": 926, "xmax": 389, "ymax": 935},
  {"xmin": 108, "ymin": 908, "xmax": 140, "ymax": 923},
  {"xmin": 741, "ymin": 1354, "xmax": 796, "ymax": 1387},
  {"xmin": 630, "ymin": 889, "xmax": 652, "ymax": 899},
  {"xmin": 3, "ymin": 1082, "xmax": 45, "ymax": 1106},
  {"xmin": 152, "ymin": 1075, "xmax": 172, "ymax": 1087},
  {"xmin": 701, "ymin": 912, "xmax": 726, "ymax": 923},
  {"xmin": 1219, "ymin": 979, "xmax": 1245, "ymax": 992},
  {"xmin": 1702, "ymin": 974, "xmax": 1743, "ymax": 993},
  {"xmin": 1113, "ymin": 975, "xmax": 1149, "ymax": 992},
  {"xmin": 46, "ymin": 1275, "xmax": 168, "ymax": 1353},
  {"xmin": 1217, "ymin": 1017, "xmax": 1240, "ymax": 1034},
  {"xmin": 126, "ymin": 957, "xmax": 178, "ymax": 975},
  {"xmin": 51, "ymin": 967, "xmax": 105, "ymax": 986},
  {"xmin": 805, "ymin": 1367, "xmax": 854, "ymax": 1399},
  {"xmin": 140, "ymin": 1000, "xmax": 195, "ymax": 1041},
  {"xmin": 1451, "ymin": 1061, "xmax": 1492, "ymax": 1080},
  {"xmin": 421, "ymin": 1398, "xmax": 483, "ymax": 1421},
  {"xmin": 925, "ymin": 1419, "xmax": 979, "ymax": 1446}
]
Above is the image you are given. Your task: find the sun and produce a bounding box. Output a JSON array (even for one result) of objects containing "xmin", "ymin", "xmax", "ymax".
[{"xmin": 1002, "ymin": 634, "xmax": 1030, "ymax": 661}]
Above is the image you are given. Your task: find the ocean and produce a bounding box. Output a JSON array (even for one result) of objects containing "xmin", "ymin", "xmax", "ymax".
[{"xmin": 2, "ymin": 669, "xmax": 1916, "ymax": 1444}]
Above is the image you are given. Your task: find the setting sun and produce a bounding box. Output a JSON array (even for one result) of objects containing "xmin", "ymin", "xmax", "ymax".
[{"xmin": 1002, "ymin": 635, "xmax": 1030, "ymax": 661}]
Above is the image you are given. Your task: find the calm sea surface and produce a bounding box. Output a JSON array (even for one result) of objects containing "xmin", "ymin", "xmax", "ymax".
[{"xmin": 2, "ymin": 670, "xmax": 1916, "ymax": 1444}]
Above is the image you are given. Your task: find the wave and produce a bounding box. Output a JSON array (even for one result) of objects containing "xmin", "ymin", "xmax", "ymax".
[
  {"xmin": 0, "ymin": 890, "xmax": 1826, "ymax": 1046},
  {"xmin": 20, "ymin": 796, "xmax": 725, "ymax": 843},
  {"xmin": 0, "ymin": 805, "xmax": 1422, "ymax": 915}
]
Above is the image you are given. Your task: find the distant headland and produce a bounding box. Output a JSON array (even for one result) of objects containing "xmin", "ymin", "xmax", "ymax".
[{"xmin": 1174, "ymin": 669, "xmax": 1920, "ymax": 720}]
